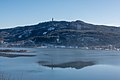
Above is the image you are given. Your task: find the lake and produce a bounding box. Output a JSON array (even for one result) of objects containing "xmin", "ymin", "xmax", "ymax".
[{"xmin": 0, "ymin": 48, "xmax": 120, "ymax": 80}]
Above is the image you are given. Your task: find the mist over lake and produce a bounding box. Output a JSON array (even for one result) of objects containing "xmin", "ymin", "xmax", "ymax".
[{"xmin": 0, "ymin": 48, "xmax": 120, "ymax": 80}]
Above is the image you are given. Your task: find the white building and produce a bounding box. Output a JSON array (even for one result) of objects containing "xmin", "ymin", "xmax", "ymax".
[{"xmin": 0, "ymin": 38, "xmax": 4, "ymax": 44}]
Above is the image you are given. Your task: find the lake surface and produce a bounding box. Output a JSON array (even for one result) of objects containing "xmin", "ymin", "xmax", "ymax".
[{"xmin": 0, "ymin": 48, "xmax": 120, "ymax": 80}]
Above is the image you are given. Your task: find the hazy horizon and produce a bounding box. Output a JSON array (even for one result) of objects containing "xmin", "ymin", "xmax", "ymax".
[{"xmin": 1, "ymin": 0, "xmax": 120, "ymax": 29}]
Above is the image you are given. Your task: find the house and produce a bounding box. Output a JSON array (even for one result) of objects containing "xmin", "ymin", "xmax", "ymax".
[{"xmin": 0, "ymin": 38, "xmax": 4, "ymax": 44}]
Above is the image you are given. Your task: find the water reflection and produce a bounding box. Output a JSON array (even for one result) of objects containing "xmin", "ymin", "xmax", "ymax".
[
  {"xmin": 0, "ymin": 73, "xmax": 12, "ymax": 80},
  {"xmin": 38, "ymin": 61, "xmax": 95, "ymax": 69},
  {"xmin": 1, "ymin": 48, "xmax": 120, "ymax": 80},
  {"xmin": 0, "ymin": 72, "xmax": 24, "ymax": 80}
]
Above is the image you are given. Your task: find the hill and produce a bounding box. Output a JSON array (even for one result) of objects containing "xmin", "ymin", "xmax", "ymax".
[{"xmin": 0, "ymin": 20, "xmax": 120, "ymax": 49}]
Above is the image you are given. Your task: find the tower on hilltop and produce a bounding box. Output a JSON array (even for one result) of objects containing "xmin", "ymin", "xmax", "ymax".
[{"xmin": 52, "ymin": 18, "xmax": 54, "ymax": 22}]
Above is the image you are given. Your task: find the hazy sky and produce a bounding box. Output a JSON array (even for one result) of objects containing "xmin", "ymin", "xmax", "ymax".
[{"xmin": 0, "ymin": 0, "xmax": 120, "ymax": 29}]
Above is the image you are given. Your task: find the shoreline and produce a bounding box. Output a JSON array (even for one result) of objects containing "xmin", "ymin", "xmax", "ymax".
[
  {"xmin": 0, "ymin": 52, "xmax": 36, "ymax": 58},
  {"xmin": 0, "ymin": 46, "xmax": 120, "ymax": 52}
]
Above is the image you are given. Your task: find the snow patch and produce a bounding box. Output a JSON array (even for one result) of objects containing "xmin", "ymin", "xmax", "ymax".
[
  {"xmin": 48, "ymin": 27, "xmax": 55, "ymax": 31},
  {"xmin": 43, "ymin": 32, "xmax": 47, "ymax": 35},
  {"xmin": 18, "ymin": 35, "xmax": 22, "ymax": 38}
]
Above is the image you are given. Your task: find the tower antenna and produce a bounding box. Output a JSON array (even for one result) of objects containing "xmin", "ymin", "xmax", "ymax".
[{"xmin": 52, "ymin": 18, "xmax": 54, "ymax": 22}]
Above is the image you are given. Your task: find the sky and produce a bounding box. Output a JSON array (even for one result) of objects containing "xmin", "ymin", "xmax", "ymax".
[{"xmin": 0, "ymin": 0, "xmax": 120, "ymax": 29}]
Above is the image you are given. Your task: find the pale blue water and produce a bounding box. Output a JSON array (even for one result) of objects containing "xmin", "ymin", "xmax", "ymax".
[{"xmin": 0, "ymin": 48, "xmax": 120, "ymax": 80}]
